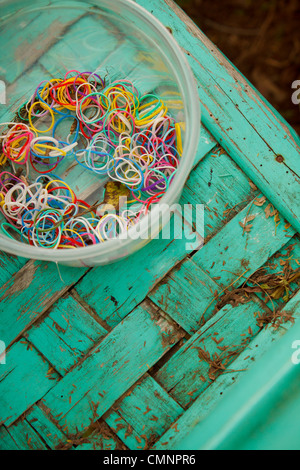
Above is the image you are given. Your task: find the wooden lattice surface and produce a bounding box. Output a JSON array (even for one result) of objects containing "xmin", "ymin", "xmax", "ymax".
[{"xmin": 0, "ymin": 0, "xmax": 299, "ymax": 450}]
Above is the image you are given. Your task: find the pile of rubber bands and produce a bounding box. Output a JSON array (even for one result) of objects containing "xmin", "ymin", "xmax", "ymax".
[{"xmin": 0, "ymin": 70, "xmax": 183, "ymax": 249}]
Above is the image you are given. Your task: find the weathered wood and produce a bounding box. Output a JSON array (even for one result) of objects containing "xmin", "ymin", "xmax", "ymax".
[
  {"xmin": 0, "ymin": 66, "xmax": 48, "ymax": 123},
  {"xmin": 0, "ymin": 260, "xmax": 88, "ymax": 347},
  {"xmin": 26, "ymin": 405, "xmax": 70, "ymax": 450},
  {"xmin": 75, "ymin": 218, "xmax": 200, "ymax": 329},
  {"xmin": 0, "ymin": 0, "xmax": 299, "ymax": 451},
  {"xmin": 4, "ymin": 418, "xmax": 47, "ymax": 450},
  {"xmin": 38, "ymin": 15, "xmax": 121, "ymax": 78},
  {"xmin": 0, "ymin": 425, "xmax": 19, "ymax": 450},
  {"xmin": 154, "ymin": 297, "xmax": 266, "ymax": 408},
  {"xmin": 149, "ymin": 258, "xmax": 220, "ymax": 334},
  {"xmin": 41, "ymin": 302, "xmax": 185, "ymax": 435},
  {"xmin": 104, "ymin": 373, "xmax": 183, "ymax": 450},
  {"xmin": 0, "ymin": 340, "xmax": 59, "ymax": 426},
  {"xmin": 192, "ymin": 127, "xmax": 217, "ymax": 167},
  {"xmin": 136, "ymin": 0, "xmax": 300, "ymax": 233},
  {"xmin": 181, "ymin": 147, "xmax": 259, "ymax": 240},
  {"xmin": 1, "ymin": 8, "xmax": 84, "ymax": 84},
  {"xmin": 245, "ymin": 235, "xmax": 300, "ymax": 310},
  {"xmin": 74, "ymin": 420, "xmax": 127, "ymax": 451},
  {"xmin": 192, "ymin": 197, "xmax": 295, "ymax": 288},
  {"xmin": 73, "ymin": 145, "xmax": 253, "ymax": 331},
  {"xmin": 153, "ymin": 289, "xmax": 300, "ymax": 449},
  {"xmin": 25, "ymin": 295, "xmax": 107, "ymax": 376},
  {"xmin": 0, "ymin": 251, "xmax": 27, "ymax": 286}
]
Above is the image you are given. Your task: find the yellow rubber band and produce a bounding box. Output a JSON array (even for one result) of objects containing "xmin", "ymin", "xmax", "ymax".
[{"xmin": 28, "ymin": 101, "xmax": 55, "ymax": 134}]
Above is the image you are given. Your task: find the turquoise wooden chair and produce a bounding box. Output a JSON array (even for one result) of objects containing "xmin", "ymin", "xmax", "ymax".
[{"xmin": 0, "ymin": 0, "xmax": 299, "ymax": 450}]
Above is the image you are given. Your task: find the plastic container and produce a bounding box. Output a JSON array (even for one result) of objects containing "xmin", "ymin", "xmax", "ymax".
[{"xmin": 0, "ymin": 0, "xmax": 200, "ymax": 266}]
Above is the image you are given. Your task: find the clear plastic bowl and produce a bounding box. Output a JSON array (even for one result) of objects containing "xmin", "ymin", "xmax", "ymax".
[{"xmin": 0, "ymin": 0, "xmax": 200, "ymax": 266}]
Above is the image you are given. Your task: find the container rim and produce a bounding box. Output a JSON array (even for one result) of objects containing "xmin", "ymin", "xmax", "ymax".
[{"xmin": 0, "ymin": 0, "xmax": 200, "ymax": 263}]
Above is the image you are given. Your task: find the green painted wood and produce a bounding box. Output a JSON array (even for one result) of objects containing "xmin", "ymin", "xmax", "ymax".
[
  {"xmin": 154, "ymin": 297, "xmax": 265, "ymax": 408},
  {"xmin": 245, "ymin": 235, "xmax": 300, "ymax": 310},
  {"xmin": 149, "ymin": 258, "xmax": 220, "ymax": 334},
  {"xmin": 37, "ymin": 8, "xmax": 179, "ymax": 97},
  {"xmin": 74, "ymin": 198, "xmax": 202, "ymax": 329},
  {"xmin": 74, "ymin": 420, "xmax": 126, "ymax": 451},
  {"xmin": 41, "ymin": 302, "xmax": 184, "ymax": 435},
  {"xmin": 25, "ymin": 295, "xmax": 107, "ymax": 376},
  {"xmin": 0, "ymin": 56, "xmax": 214, "ymax": 282},
  {"xmin": 105, "ymin": 373, "xmax": 183, "ymax": 450},
  {"xmin": 4, "ymin": 418, "xmax": 47, "ymax": 450},
  {"xmin": 0, "ymin": 425, "xmax": 19, "ymax": 450},
  {"xmin": 0, "ymin": 7, "xmax": 83, "ymax": 84},
  {"xmin": 73, "ymin": 144, "xmax": 238, "ymax": 331},
  {"xmin": 38, "ymin": 15, "xmax": 120, "ymax": 78},
  {"xmin": 153, "ymin": 290, "xmax": 300, "ymax": 449},
  {"xmin": 26, "ymin": 405, "xmax": 70, "ymax": 450},
  {"xmin": 0, "ymin": 260, "xmax": 87, "ymax": 347},
  {"xmin": 0, "ymin": 66, "xmax": 48, "ymax": 123},
  {"xmin": 135, "ymin": 0, "xmax": 300, "ymax": 233},
  {"xmin": 0, "ymin": 0, "xmax": 298, "ymax": 451},
  {"xmin": 192, "ymin": 197, "xmax": 296, "ymax": 288},
  {"xmin": 75, "ymin": 224, "xmax": 199, "ymax": 329},
  {"xmin": 181, "ymin": 146, "xmax": 259, "ymax": 240},
  {"xmin": 0, "ymin": 339, "xmax": 59, "ymax": 426},
  {"xmin": 192, "ymin": 127, "xmax": 216, "ymax": 167},
  {"xmin": 105, "ymin": 413, "xmax": 147, "ymax": 450},
  {"xmin": 0, "ymin": 251, "xmax": 27, "ymax": 286},
  {"xmin": 173, "ymin": 295, "xmax": 300, "ymax": 450}
]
